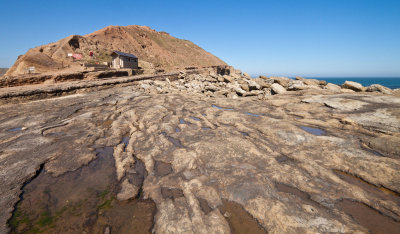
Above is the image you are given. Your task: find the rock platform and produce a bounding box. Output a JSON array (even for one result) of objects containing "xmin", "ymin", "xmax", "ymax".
[{"xmin": 1, "ymin": 71, "xmax": 399, "ymax": 233}]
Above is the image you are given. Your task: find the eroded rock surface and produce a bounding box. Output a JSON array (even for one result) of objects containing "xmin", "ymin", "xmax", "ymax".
[{"xmin": 1, "ymin": 78, "xmax": 400, "ymax": 233}]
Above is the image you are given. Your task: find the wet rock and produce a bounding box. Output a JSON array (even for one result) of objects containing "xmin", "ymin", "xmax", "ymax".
[
  {"xmin": 154, "ymin": 160, "xmax": 173, "ymax": 177},
  {"xmin": 342, "ymin": 81, "xmax": 364, "ymax": 92},
  {"xmin": 161, "ymin": 187, "xmax": 184, "ymax": 200},
  {"xmin": 117, "ymin": 179, "xmax": 139, "ymax": 201}
]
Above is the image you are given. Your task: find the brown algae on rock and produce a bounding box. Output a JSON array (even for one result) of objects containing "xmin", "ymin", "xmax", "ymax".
[{"xmin": 9, "ymin": 147, "xmax": 156, "ymax": 233}]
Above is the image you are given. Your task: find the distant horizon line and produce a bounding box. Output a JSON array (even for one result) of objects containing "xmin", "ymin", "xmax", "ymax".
[{"xmin": 251, "ymin": 75, "xmax": 400, "ymax": 79}]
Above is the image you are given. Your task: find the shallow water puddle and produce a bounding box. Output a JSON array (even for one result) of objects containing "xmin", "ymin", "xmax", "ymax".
[
  {"xmin": 337, "ymin": 199, "xmax": 400, "ymax": 234},
  {"xmin": 9, "ymin": 147, "xmax": 156, "ymax": 233},
  {"xmin": 121, "ymin": 136, "xmax": 130, "ymax": 152},
  {"xmin": 275, "ymin": 183, "xmax": 311, "ymax": 201},
  {"xmin": 299, "ymin": 126, "xmax": 326, "ymax": 136},
  {"xmin": 179, "ymin": 119, "xmax": 186, "ymax": 124},
  {"xmin": 175, "ymin": 127, "xmax": 181, "ymax": 133},
  {"xmin": 154, "ymin": 160, "xmax": 172, "ymax": 177},
  {"xmin": 239, "ymin": 131, "xmax": 249, "ymax": 137},
  {"xmin": 202, "ymin": 127, "xmax": 211, "ymax": 130},
  {"xmin": 211, "ymin": 104, "xmax": 233, "ymax": 111},
  {"xmin": 191, "ymin": 117, "xmax": 201, "ymax": 121},
  {"xmin": 244, "ymin": 112, "xmax": 260, "ymax": 117},
  {"xmin": 8, "ymin": 127, "xmax": 23, "ymax": 132},
  {"xmin": 218, "ymin": 199, "xmax": 267, "ymax": 234}
]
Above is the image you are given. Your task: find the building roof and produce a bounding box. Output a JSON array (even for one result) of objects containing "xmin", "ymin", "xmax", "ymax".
[{"xmin": 112, "ymin": 51, "xmax": 138, "ymax": 59}]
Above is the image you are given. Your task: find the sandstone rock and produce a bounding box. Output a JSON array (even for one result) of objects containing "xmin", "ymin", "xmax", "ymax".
[
  {"xmin": 246, "ymin": 79, "xmax": 262, "ymax": 90},
  {"xmin": 366, "ymin": 84, "xmax": 392, "ymax": 94},
  {"xmin": 1, "ymin": 82, "xmax": 400, "ymax": 234},
  {"xmin": 342, "ymin": 81, "xmax": 364, "ymax": 92},
  {"xmin": 288, "ymin": 80, "xmax": 306, "ymax": 91},
  {"xmin": 223, "ymin": 75, "xmax": 234, "ymax": 83},
  {"xmin": 205, "ymin": 84, "xmax": 219, "ymax": 92},
  {"xmin": 253, "ymin": 78, "xmax": 271, "ymax": 89},
  {"xmin": 271, "ymin": 76, "xmax": 291, "ymax": 88},
  {"xmin": 240, "ymin": 83, "xmax": 250, "ymax": 92},
  {"xmin": 341, "ymin": 88, "xmax": 356, "ymax": 93},
  {"xmin": 271, "ymin": 83, "xmax": 287, "ymax": 94},
  {"xmin": 242, "ymin": 72, "xmax": 251, "ymax": 78},
  {"xmin": 325, "ymin": 83, "xmax": 341, "ymax": 91}
]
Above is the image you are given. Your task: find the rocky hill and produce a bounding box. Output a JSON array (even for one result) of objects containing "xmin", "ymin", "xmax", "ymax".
[{"xmin": 5, "ymin": 25, "xmax": 226, "ymax": 76}]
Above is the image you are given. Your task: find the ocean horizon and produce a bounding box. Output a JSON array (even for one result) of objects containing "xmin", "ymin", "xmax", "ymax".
[
  {"xmin": 258, "ymin": 77, "xmax": 400, "ymax": 89},
  {"xmin": 309, "ymin": 77, "xmax": 400, "ymax": 89}
]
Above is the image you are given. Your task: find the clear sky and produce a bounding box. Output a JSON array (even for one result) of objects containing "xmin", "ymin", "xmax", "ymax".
[{"xmin": 1, "ymin": 0, "xmax": 399, "ymax": 77}]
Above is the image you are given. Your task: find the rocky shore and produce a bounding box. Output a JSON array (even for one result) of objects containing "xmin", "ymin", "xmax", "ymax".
[{"xmin": 1, "ymin": 69, "xmax": 400, "ymax": 233}]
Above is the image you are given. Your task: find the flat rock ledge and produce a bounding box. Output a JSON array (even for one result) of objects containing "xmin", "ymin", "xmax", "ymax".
[{"xmin": 0, "ymin": 70, "xmax": 400, "ymax": 233}]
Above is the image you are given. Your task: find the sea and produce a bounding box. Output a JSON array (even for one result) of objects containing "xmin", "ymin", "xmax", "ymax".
[{"xmin": 302, "ymin": 77, "xmax": 400, "ymax": 89}]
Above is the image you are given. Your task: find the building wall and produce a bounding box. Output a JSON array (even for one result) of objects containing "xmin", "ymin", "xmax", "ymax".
[
  {"xmin": 121, "ymin": 56, "xmax": 138, "ymax": 69},
  {"xmin": 112, "ymin": 56, "xmax": 138, "ymax": 69},
  {"xmin": 112, "ymin": 57, "xmax": 120, "ymax": 68}
]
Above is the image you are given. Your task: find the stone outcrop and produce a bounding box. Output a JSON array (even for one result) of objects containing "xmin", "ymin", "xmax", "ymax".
[
  {"xmin": 366, "ymin": 84, "xmax": 393, "ymax": 94},
  {"xmin": 342, "ymin": 81, "xmax": 364, "ymax": 92},
  {"xmin": 1, "ymin": 78, "xmax": 399, "ymax": 233}
]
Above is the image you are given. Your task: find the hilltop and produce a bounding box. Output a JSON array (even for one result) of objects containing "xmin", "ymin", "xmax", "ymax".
[{"xmin": 5, "ymin": 25, "xmax": 226, "ymax": 76}]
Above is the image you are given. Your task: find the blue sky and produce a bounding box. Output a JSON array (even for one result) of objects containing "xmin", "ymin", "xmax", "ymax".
[{"xmin": 1, "ymin": 0, "xmax": 399, "ymax": 77}]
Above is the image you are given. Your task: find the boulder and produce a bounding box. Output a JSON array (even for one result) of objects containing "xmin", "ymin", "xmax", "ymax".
[
  {"xmin": 253, "ymin": 78, "xmax": 271, "ymax": 89},
  {"xmin": 240, "ymin": 83, "xmax": 250, "ymax": 92},
  {"xmin": 223, "ymin": 75, "xmax": 234, "ymax": 83},
  {"xmin": 227, "ymin": 83, "xmax": 247, "ymax": 96},
  {"xmin": 271, "ymin": 83, "xmax": 287, "ymax": 94},
  {"xmin": 271, "ymin": 76, "xmax": 291, "ymax": 88},
  {"xmin": 325, "ymin": 83, "xmax": 341, "ymax": 91},
  {"xmin": 366, "ymin": 84, "xmax": 392, "ymax": 94},
  {"xmin": 288, "ymin": 80, "xmax": 306, "ymax": 91},
  {"xmin": 242, "ymin": 72, "xmax": 251, "ymax": 78},
  {"xmin": 205, "ymin": 84, "xmax": 219, "ymax": 92},
  {"xmin": 295, "ymin": 76, "xmax": 325, "ymax": 86},
  {"xmin": 245, "ymin": 79, "xmax": 261, "ymax": 90},
  {"xmin": 342, "ymin": 81, "xmax": 364, "ymax": 92}
]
